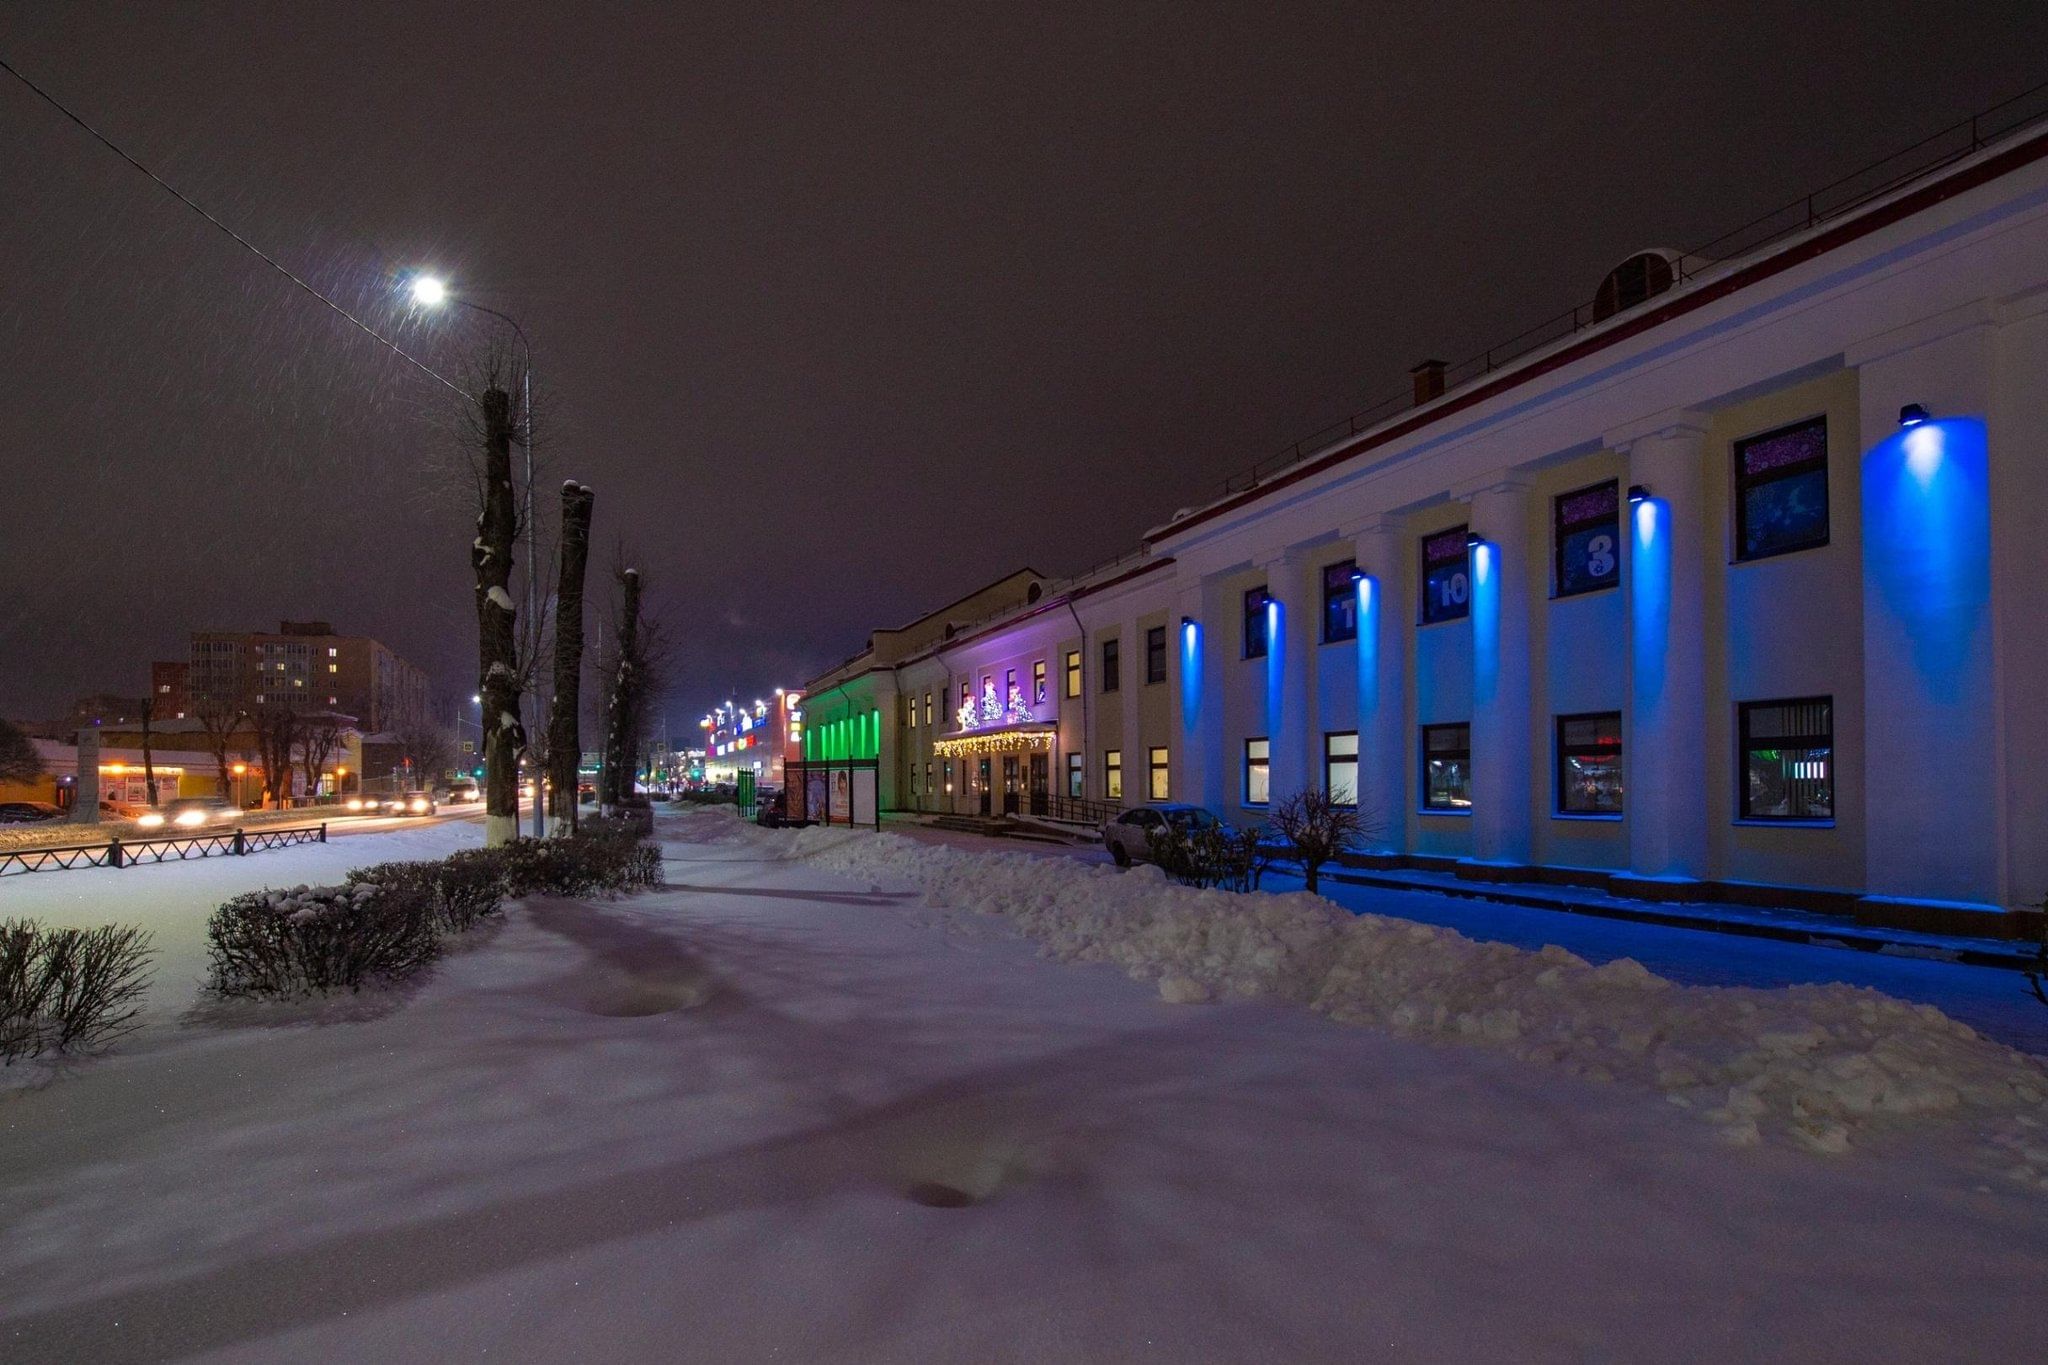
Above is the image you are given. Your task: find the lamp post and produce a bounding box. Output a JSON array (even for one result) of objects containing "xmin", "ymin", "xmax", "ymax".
[{"xmin": 413, "ymin": 275, "xmax": 543, "ymax": 837}]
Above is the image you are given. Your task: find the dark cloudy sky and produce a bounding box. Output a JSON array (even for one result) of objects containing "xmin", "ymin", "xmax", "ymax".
[{"xmin": 3, "ymin": 3, "xmax": 2042, "ymax": 731}]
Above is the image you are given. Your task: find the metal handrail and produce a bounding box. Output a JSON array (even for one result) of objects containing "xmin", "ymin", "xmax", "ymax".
[
  {"xmin": 0, "ymin": 822, "xmax": 327, "ymax": 876},
  {"xmin": 1205, "ymin": 80, "xmax": 2048, "ymax": 502}
]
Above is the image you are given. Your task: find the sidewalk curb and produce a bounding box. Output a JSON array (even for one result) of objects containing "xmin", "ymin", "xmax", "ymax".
[{"xmin": 1323, "ymin": 870, "xmax": 2041, "ymax": 974}]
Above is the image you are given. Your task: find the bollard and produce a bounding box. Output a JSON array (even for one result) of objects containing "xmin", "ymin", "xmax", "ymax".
[
  {"xmin": 106, "ymin": 836, "xmax": 123, "ymax": 869},
  {"xmin": 319, "ymin": 822, "xmax": 328, "ymax": 844},
  {"xmin": 233, "ymin": 828, "xmax": 247, "ymax": 855}
]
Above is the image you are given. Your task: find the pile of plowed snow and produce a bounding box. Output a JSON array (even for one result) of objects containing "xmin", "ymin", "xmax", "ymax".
[{"xmin": 774, "ymin": 823, "xmax": 2048, "ymax": 1187}]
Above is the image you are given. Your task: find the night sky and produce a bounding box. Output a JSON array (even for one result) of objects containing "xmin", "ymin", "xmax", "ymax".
[{"xmin": 3, "ymin": 3, "xmax": 2042, "ymax": 731}]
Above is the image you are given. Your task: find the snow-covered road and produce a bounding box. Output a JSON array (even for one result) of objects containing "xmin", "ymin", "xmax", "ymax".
[{"xmin": 1, "ymin": 808, "xmax": 2044, "ymax": 1362}]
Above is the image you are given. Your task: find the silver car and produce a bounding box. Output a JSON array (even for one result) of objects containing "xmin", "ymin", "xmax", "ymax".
[{"xmin": 1101, "ymin": 803, "xmax": 1223, "ymax": 868}]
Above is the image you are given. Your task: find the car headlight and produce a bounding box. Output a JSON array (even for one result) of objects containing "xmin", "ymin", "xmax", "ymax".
[
  {"xmin": 347, "ymin": 798, "xmax": 365, "ymax": 811},
  {"xmin": 137, "ymin": 812, "xmax": 165, "ymax": 828},
  {"xmin": 409, "ymin": 798, "xmax": 428, "ymax": 812},
  {"xmin": 174, "ymin": 809, "xmax": 207, "ymax": 827}
]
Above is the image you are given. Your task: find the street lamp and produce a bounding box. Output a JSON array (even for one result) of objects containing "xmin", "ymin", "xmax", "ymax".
[{"xmin": 412, "ymin": 274, "xmax": 542, "ymax": 837}]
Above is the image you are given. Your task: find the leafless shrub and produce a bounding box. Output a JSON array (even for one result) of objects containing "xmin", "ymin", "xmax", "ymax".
[{"xmin": 1, "ymin": 919, "xmax": 154, "ymax": 1064}]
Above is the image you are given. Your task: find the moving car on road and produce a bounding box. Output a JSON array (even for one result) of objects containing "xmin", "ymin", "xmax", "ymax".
[
  {"xmin": 137, "ymin": 796, "xmax": 240, "ymax": 829},
  {"xmin": 1101, "ymin": 803, "xmax": 1225, "ymax": 868},
  {"xmin": 444, "ymin": 780, "xmax": 480, "ymax": 804}
]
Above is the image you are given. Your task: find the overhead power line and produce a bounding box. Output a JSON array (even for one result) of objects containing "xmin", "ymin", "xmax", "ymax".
[{"xmin": 0, "ymin": 51, "xmax": 468, "ymax": 400}]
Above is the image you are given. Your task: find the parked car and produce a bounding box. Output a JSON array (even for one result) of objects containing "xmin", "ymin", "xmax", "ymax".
[
  {"xmin": 1101, "ymin": 803, "xmax": 1225, "ymax": 868},
  {"xmin": 0, "ymin": 801, "xmax": 64, "ymax": 824},
  {"xmin": 138, "ymin": 796, "xmax": 240, "ymax": 829}
]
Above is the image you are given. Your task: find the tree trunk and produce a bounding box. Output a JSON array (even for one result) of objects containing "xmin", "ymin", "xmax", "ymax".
[
  {"xmin": 547, "ymin": 481, "xmax": 595, "ymax": 835},
  {"xmin": 475, "ymin": 386, "xmax": 524, "ymax": 846},
  {"xmin": 141, "ymin": 698, "xmax": 158, "ymax": 808},
  {"xmin": 601, "ymin": 568, "xmax": 641, "ymax": 816}
]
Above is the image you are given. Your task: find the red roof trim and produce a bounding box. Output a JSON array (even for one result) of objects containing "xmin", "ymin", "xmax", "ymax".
[{"xmin": 1151, "ymin": 126, "xmax": 2048, "ymax": 545}]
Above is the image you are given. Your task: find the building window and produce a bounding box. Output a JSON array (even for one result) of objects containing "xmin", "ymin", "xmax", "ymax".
[
  {"xmin": 1147, "ymin": 746, "xmax": 1170, "ymax": 800},
  {"xmin": 1243, "ymin": 587, "xmax": 1270, "ymax": 659},
  {"xmin": 960, "ymin": 682, "xmax": 971, "ymax": 719},
  {"xmin": 1101, "ymin": 637, "xmax": 1120, "ymax": 693},
  {"xmin": 925, "ymin": 761, "xmax": 934, "ymax": 797},
  {"xmin": 1064, "ymin": 651, "xmax": 1081, "ymax": 698},
  {"xmin": 908, "ymin": 695, "xmax": 918, "ymax": 729},
  {"xmin": 1324, "ymin": 731, "xmax": 1358, "ymax": 806},
  {"xmin": 1739, "ymin": 697, "xmax": 1833, "ymax": 821},
  {"xmin": 1066, "ymin": 752, "xmax": 1083, "ymax": 798},
  {"xmin": 1420, "ymin": 527, "xmax": 1471, "ymax": 624},
  {"xmin": 1145, "ymin": 626, "xmax": 1167, "ymax": 684},
  {"xmin": 1556, "ymin": 712, "xmax": 1623, "ymax": 815},
  {"xmin": 924, "ymin": 693, "xmax": 933, "ymax": 726},
  {"xmin": 1554, "ymin": 480, "xmax": 1621, "ymax": 597},
  {"xmin": 944, "ymin": 760, "xmax": 954, "ymax": 794},
  {"xmin": 1105, "ymin": 749, "xmax": 1123, "ymax": 800},
  {"xmin": 1243, "ymin": 738, "xmax": 1270, "ymax": 805},
  {"xmin": 1033, "ymin": 660, "xmax": 1047, "ymax": 705},
  {"xmin": 1322, "ymin": 561, "xmax": 1358, "ymax": 643},
  {"xmin": 1005, "ymin": 669, "xmax": 1017, "ymax": 707},
  {"xmin": 1421, "ymin": 723, "xmax": 1471, "ymax": 810},
  {"xmin": 1735, "ymin": 415, "xmax": 1829, "ymax": 561}
]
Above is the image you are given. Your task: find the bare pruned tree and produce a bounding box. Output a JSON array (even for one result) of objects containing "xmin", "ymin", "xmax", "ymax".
[
  {"xmin": 250, "ymin": 706, "xmax": 300, "ymax": 809},
  {"xmin": 393, "ymin": 720, "xmax": 458, "ymax": 791},
  {"xmin": 0, "ymin": 717, "xmax": 43, "ymax": 786},
  {"xmin": 194, "ymin": 699, "xmax": 249, "ymax": 802},
  {"xmin": 547, "ymin": 480, "xmax": 596, "ymax": 834},
  {"xmin": 596, "ymin": 553, "xmax": 672, "ymax": 816},
  {"xmin": 298, "ymin": 712, "xmax": 350, "ymax": 800}
]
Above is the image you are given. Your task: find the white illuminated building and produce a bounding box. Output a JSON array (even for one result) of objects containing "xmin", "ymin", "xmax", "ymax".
[{"xmin": 809, "ymin": 110, "xmax": 2048, "ymax": 931}]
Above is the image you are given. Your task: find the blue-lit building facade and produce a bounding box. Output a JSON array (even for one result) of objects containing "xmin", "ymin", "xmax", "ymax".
[{"xmin": 814, "ymin": 121, "xmax": 2048, "ymax": 930}]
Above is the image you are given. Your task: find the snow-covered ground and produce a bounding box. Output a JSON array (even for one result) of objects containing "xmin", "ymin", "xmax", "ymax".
[{"xmin": 1, "ymin": 807, "xmax": 2044, "ymax": 1361}]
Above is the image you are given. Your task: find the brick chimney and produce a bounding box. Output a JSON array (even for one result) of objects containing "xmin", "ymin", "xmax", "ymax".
[{"xmin": 1410, "ymin": 359, "xmax": 1447, "ymax": 407}]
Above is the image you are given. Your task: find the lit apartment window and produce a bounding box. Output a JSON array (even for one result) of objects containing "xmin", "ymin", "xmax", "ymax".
[
  {"xmin": 1006, "ymin": 669, "xmax": 1017, "ymax": 706},
  {"xmin": 1324, "ymin": 731, "xmax": 1358, "ymax": 806},
  {"xmin": 327, "ymin": 647, "xmax": 337, "ymax": 657},
  {"xmin": 1101, "ymin": 637, "xmax": 1120, "ymax": 693},
  {"xmin": 1147, "ymin": 746, "xmax": 1170, "ymax": 801},
  {"xmin": 1145, "ymin": 626, "xmax": 1166, "ymax": 684},
  {"xmin": 924, "ymin": 693, "xmax": 933, "ymax": 726},
  {"xmin": 328, "ymin": 664, "xmax": 339, "ymax": 673},
  {"xmin": 1421, "ymin": 723, "xmax": 1471, "ymax": 810},
  {"xmin": 1421, "ymin": 528, "xmax": 1470, "ymax": 625},
  {"xmin": 1554, "ymin": 481, "xmax": 1621, "ymax": 596},
  {"xmin": 1033, "ymin": 660, "xmax": 1047, "ymax": 705},
  {"xmin": 1322, "ymin": 561, "xmax": 1358, "ymax": 643},
  {"xmin": 1739, "ymin": 697, "xmax": 1833, "ymax": 821},
  {"xmin": 908, "ymin": 695, "xmax": 917, "ymax": 729},
  {"xmin": 1066, "ymin": 752, "xmax": 1083, "ymax": 798},
  {"xmin": 1243, "ymin": 587, "xmax": 1270, "ymax": 659},
  {"xmin": 1735, "ymin": 416, "xmax": 1829, "ymax": 561},
  {"xmin": 1556, "ymin": 712, "xmax": 1623, "ymax": 815},
  {"xmin": 1105, "ymin": 750, "xmax": 1123, "ymax": 800},
  {"xmin": 1243, "ymin": 738, "xmax": 1270, "ymax": 805}
]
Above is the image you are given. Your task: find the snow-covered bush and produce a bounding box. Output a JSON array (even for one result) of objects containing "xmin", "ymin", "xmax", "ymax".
[
  {"xmin": 1267, "ymin": 790, "xmax": 1373, "ymax": 893},
  {"xmin": 1, "ymin": 918, "xmax": 153, "ymax": 1064},
  {"xmin": 346, "ymin": 855, "xmax": 507, "ymax": 932},
  {"xmin": 488, "ymin": 828, "xmax": 663, "ymax": 899},
  {"xmin": 1146, "ymin": 821, "xmax": 1267, "ymax": 893},
  {"xmin": 206, "ymin": 883, "xmax": 439, "ymax": 998}
]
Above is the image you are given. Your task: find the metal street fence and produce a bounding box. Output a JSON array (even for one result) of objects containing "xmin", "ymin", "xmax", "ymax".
[{"xmin": 0, "ymin": 823, "xmax": 327, "ymax": 878}]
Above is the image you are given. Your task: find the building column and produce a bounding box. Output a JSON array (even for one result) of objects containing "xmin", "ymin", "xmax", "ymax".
[
  {"xmin": 1467, "ymin": 480, "xmax": 1534, "ymax": 866},
  {"xmin": 1352, "ymin": 520, "xmax": 1405, "ymax": 850},
  {"xmin": 1118, "ymin": 622, "xmax": 1141, "ymax": 807},
  {"xmin": 1262, "ymin": 547, "xmax": 1314, "ymax": 802},
  {"xmin": 1850, "ymin": 310, "xmax": 1999, "ymax": 906},
  {"xmin": 1621, "ymin": 417, "xmax": 1711, "ymax": 883},
  {"xmin": 874, "ymin": 681, "xmax": 901, "ymax": 814},
  {"xmin": 1169, "ymin": 576, "xmax": 1226, "ymax": 809}
]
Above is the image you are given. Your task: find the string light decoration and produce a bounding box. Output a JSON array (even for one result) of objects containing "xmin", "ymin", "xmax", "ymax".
[{"xmin": 932, "ymin": 726, "xmax": 1057, "ymax": 758}]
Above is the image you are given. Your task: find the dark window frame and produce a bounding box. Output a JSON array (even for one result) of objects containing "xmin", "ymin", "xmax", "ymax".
[
  {"xmin": 1101, "ymin": 637, "xmax": 1120, "ymax": 693},
  {"xmin": 1555, "ymin": 711, "xmax": 1623, "ymax": 816},
  {"xmin": 1553, "ymin": 480, "xmax": 1622, "ymax": 598},
  {"xmin": 1065, "ymin": 751, "xmax": 1083, "ymax": 799},
  {"xmin": 1243, "ymin": 736, "xmax": 1270, "ymax": 806},
  {"xmin": 1243, "ymin": 586, "xmax": 1270, "ymax": 660},
  {"xmin": 1145, "ymin": 626, "xmax": 1167, "ymax": 685},
  {"xmin": 1733, "ymin": 415, "xmax": 1830, "ymax": 563},
  {"xmin": 1420, "ymin": 722, "xmax": 1472, "ymax": 812},
  {"xmin": 1323, "ymin": 730, "xmax": 1359, "ymax": 807},
  {"xmin": 1738, "ymin": 696, "xmax": 1835, "ymax": 823},
  {"xmin": 1322, "ymin": 560, "xmax": 1359, "ymax": 644},
  {"xmin": 1420, "ymin": 527, "xmax": 1471, "ymax": 626}
]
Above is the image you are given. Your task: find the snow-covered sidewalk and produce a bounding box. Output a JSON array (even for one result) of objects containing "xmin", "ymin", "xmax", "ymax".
[{"xmin": 2, "ymin": 807, "xmax": 2044, "ymax": 1362}]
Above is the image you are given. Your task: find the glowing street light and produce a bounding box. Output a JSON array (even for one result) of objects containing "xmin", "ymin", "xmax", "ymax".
[{"xmin": 409, "ymin": 274, "xmax": 448, "ymax": 307}]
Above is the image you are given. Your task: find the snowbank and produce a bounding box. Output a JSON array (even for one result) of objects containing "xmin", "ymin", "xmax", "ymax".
[{"xmin": 777, "ymin": 824, "xmax": 2048, "ymax": 1186}]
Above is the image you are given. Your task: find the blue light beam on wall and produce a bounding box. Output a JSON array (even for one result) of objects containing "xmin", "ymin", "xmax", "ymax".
[
  {"xmin": 1864, "ymin": 417, "xmax": 1990, "ymax": 698},
  {"xmin": 1264, "ymin": 597, "xmax": 1284, "ymax": 739},
  {"xmin": 1470, "ymin": 539, "xmax": 1499, "ymax": 706},
  {"xmin": 1355, "ymin": 575, "xmax": 1380, "ymax": 718},
  {"xmin": 1630, "ymin": 498, "xmax": 1671, "ymax": 707},
  {"xmin": 1179, "ymin": 617, "xmax": 1203, "ymax": 739}
]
